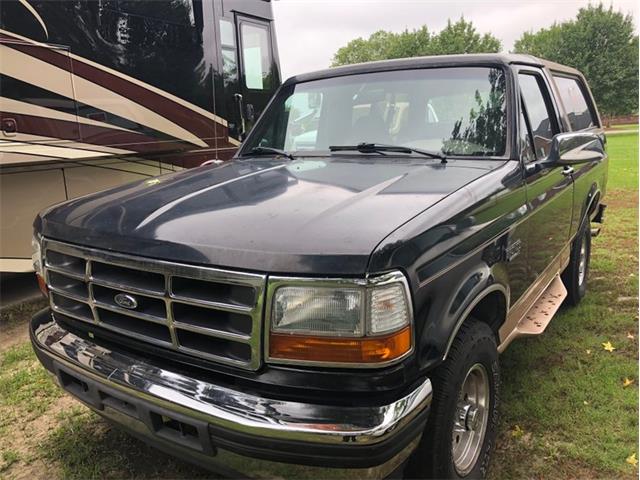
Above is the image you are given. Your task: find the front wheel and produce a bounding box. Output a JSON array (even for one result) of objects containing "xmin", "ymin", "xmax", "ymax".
[{"xmin": 405, "ymin": 321, "xmax": 499, "ymax": 479}]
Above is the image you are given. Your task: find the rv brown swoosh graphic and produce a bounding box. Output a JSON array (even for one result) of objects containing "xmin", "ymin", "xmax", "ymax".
[
  {"xmin": 0, "ymin": 96, "xmax": 138, "ymax": 134},
  {"xmin": 1, "ymin": 43, "xmax": 210, "ymax": 148}
]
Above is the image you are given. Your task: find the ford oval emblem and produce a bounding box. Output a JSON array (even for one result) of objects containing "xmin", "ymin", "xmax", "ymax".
[{"xmin": 114, "ymin": 293, "xmax": 138, "ymax": 310}]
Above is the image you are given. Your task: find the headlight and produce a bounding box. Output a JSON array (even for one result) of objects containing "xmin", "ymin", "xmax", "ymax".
[
  {"xmin": 268, "ymin": 271, "xmax": 413, "ymax": 366},
  {"xmin": 273, "ymin": 286, "xmax": 364, "ymax": 335}
]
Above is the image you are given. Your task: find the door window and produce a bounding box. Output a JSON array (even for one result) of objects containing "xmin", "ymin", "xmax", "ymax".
[
  {"xmin": 553, "ymin": 75, "xmax": 596, "ymax": 131},
  {"xmin": 219, "ymin": 19, "xmax": 238, "ymax": 86},
  {"xmin": 219, "ymin": 18, "xmax": 235, "ymax": 46},
  {"xmin": 240, "ymin": 23, "xmax": 272, "ymax": 90},
  {"xmin": 519, "ymin": 73, "xmax": 557, "ymax": 158},
  {"xmin": 519, "ymin": 104, "xmax": 536, "ymax": 163}
]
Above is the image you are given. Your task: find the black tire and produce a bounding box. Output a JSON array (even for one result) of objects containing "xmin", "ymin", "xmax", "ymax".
[
  {"xmin": 405, "ymin": 320, "xmax": 499, "ymax": 479},
  {"xmin": 561, "ymin": 224, "xmax": 591, "ymax": 307}
]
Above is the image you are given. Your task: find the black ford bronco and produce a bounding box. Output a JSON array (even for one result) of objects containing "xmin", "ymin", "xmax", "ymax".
[{"xmin": 30, "ymin": 54, "xmax": 607, "ymax": 479}]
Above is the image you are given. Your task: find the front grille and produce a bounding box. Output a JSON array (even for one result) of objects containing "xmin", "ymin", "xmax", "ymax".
[{"xmin": 42, "ymin": 238, "xmax": 266, "ymax": 370}]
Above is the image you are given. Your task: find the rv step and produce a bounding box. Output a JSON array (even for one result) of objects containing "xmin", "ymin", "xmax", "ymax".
[{"xmin": 515, "ymin": 275, "xmax": 567, "ymax": 336}]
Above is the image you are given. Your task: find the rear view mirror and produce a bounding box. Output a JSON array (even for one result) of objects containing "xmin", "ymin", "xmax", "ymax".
[{"xmin": 548, "ymin": 132, "xmax": 605, "ymax": 165}]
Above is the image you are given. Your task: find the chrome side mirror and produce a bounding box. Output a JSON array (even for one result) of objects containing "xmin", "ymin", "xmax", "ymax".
[{"xmin": 548, "ymin": 132, "xmax": 605, "ymax": 165}]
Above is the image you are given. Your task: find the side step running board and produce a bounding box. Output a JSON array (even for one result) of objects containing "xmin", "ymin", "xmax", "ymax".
[{"xmin": 514, "ymin": 275, "xmax": 567, "ymax": 336}]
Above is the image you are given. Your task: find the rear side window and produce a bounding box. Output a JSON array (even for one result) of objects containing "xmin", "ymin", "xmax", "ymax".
[
  {"xmin": 519, "ymin": 73, "xmax": 557, "ymax": 159},
  {"xmin": 553, "ymin": 76, "xmax": 596, "ymax": 131}
]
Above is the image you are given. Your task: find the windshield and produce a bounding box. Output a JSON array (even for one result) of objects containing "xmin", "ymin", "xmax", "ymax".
[{"xmin": 242, "ymin": 67, "xmax": 507, "ymax": 157}]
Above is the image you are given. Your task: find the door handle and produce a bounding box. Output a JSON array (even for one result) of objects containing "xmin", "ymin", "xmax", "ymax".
[{"xmin": 562, "ymin": 166, "xmax": 574, "ymax": 176}]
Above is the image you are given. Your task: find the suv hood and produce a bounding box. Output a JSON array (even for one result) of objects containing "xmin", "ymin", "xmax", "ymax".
[{"xmin": 38, "ymin": 156, "xmax": 503, "ymax": 275}]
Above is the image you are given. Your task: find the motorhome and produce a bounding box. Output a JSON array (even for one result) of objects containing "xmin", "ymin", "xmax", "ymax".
[{"xmin": 0, "ymin": 0, "xmax": 281, "ymax": 271}]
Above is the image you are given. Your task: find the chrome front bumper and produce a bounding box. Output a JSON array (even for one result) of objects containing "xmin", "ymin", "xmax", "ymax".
[{"xmin": 31, "ymin": 310, "xmax": 432, "ymax": 479}]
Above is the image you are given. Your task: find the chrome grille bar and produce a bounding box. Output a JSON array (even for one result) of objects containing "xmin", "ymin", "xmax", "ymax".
[{"xmin": 42, "ymin": 238, "xmax": 266, "ymax": 370}]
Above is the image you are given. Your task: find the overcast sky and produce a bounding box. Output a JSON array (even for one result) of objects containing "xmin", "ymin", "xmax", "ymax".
[{"xmin": 272, "ymin": 0, "xmax": 639, "ymax": 79}]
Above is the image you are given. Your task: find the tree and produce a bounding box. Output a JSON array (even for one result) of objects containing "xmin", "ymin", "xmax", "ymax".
[
  {"xmin": 514, "ymin": 4, "xmax": 639, "ymax": 117},
  {"xmin": 331, "ymin": 18, "xmax": 501, "ymax": 67}
]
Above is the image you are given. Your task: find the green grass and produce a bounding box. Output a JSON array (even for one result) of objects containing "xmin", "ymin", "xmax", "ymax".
[
  {"xmin": 0, "ymin": 341, "xmax": 65, "ymax": 477},
  {"xmin": 0, "ymin": 450, "xmax": 20, "ymax": 472},
  {"xmin": 0, "ymin": 343, "xmax": 63, "ymax": 427},
  {"xmin": 606, "ymin": 132, "xmax": 639, "ymax": 190},
  {"xmin": 608, "ymin": 123, "xmax": 639, "ymax": 131},
  {"xmin": 0, "ymin": 343, "xmax": 62, "ymax": 412},
  {"xmin": 0, "ymin": 134, "xmax": 637, "ymax": 479}
]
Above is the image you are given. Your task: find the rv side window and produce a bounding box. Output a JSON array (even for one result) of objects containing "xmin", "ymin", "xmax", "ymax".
[
  {"xmin": 220, "ymin": 19, "xmax": 235, "ymax": 47},
  {"xmin": 241, "ymin": 23, "xmax": 272, "ymax": 90},
  {"xmin": 220, "ymin": 19, "xmax": 238, "ymax": 86}
]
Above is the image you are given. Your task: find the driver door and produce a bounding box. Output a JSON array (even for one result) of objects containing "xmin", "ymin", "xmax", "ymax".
[{"xmin": 519, "ymin": 69, "xmax": 574, "ymax": 284}]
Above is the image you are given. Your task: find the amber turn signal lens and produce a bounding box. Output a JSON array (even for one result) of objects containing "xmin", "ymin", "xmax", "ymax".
[
  {"xmin": 36, "ymin": 273, "xmax": 48, "ymax": 297},
  {"xmin": 269, "ymin": 326, "xmax": 411, "ymax": 364}
]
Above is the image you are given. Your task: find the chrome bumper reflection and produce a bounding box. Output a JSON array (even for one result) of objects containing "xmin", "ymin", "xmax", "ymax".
[{"xmin": 32, "ymin": 316, "xmax": 432, "ymax": 447}]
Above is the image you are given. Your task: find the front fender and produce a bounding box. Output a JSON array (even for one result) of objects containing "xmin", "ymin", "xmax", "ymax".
[
  {"xmin": 411, "ymin": 250, "xmax": 510, "ymax": 370},
  {"xmin": 368, "ymin": 160, "xmax": 525, "ymax": 372}
]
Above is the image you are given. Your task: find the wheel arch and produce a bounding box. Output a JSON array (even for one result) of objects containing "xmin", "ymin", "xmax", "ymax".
[
  {"xmin": 442, "ymin": 284, "xmax": 509, "ymax": 361},
  {"xmin": 575, "ymin": 182, "xmax": 602, "ymax": 236},
  {"xmin": 583, "ymin": 186, "xmax": 601, "ymax": 222}
]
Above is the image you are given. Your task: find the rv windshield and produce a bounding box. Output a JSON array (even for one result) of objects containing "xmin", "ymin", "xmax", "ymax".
[{"xmin": 242, "ymin": 67, "xmax": 507, "ymax": 157}]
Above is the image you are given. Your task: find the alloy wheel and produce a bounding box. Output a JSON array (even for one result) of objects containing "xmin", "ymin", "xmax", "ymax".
[{"xmin": 452, "ymin": 363, "xmax": 490, "ymax": 476}]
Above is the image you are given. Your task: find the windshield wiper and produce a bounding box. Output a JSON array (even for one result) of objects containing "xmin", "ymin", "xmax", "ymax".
[
  {"xmin": 329, "ymin": 143, "xmax": 447, "ymax": 163},
  {"xmin": 244, "ymin": 146, "xmax": 294, "ymax": 160}
]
